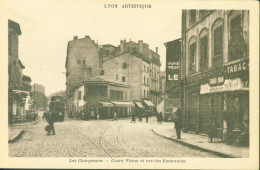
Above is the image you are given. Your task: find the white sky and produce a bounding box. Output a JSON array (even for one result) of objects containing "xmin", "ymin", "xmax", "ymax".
[{"xmin": 7, "ymin": 0, "xmax": 182, "ymax": 96}]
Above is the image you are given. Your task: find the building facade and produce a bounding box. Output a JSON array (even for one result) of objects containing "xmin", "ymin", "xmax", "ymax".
[
  {"xmin": 182, "ymin": 10, "xmax": 249, "ymax": 145},
  {"xmin": 66, "ymin": 37, "xmax": 162, "ymax": 117},
  {"xmin": 102, "ymin": 40, "xmax": 161, "ymax": 109},
  {"xmin": 8, "ymin": 20, "xmax": 31, "ymax": 123},
  {"xmin": 70, "ymin": 76, "xmax": 133, "ymax": 119}
]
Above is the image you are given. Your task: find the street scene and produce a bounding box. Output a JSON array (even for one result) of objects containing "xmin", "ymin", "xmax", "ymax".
[
  {"xmin": 9, "ymin": 115, "xmax": 218, "ymax": 157},
  {"xmin": 7, "ymin": 1, "xmax": 252, "ymax": 163}
]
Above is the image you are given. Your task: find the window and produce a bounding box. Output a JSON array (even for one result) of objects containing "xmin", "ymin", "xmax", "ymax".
[
  {"xmin": 125, "ymin": 92, "xmax": 127, "ymax": 100},
  {"xmin": 144, "ymin": 89, "xmax": 146, "ymax": 98},
  {"xmin": 144, "ymin": 65, "xmax": 146, "ymax": 72},
  {"xmin": 78, "ymin": 91, "xmax": 81, "ymax": 100},
  {"xmin": 100, "ymin": 70, "xmax": 104, "ymax": 75},
  {"xmin": 116, "ymin": 75, "xmax": 119, "ymax": 80},
  {"xmin": 8, "ymin": 35, "xmax": 11, "ymax": 55},
  {"xmin": 122, "ymin": 76, "xmax": 126, "ymax": 82},
  {"xmin": 82, "ymin": 60, "xmax": 86, "ymax": 65},
  {"xmin": 189, "ymin": 10, "xmax": 196, "ymax": 25},
  {"xmin": 147, "ymin": 78, "xmax": 149, "ymax": 86},
  {"xmin": 144, "ymin": 76, "xmax": 146, "ymax": 85},
  {"xmin": 132, "ymin": 47, "xmax": 137, "ymax": 54},
  {"xmin": 123, "ymin": 62, "xmax": 127, "ymax": 69},
  {"xmin": 200, "ymin": 35, "xmax": 208, "ymax": 71},
  {"xmin": 189, "ymin": 42, "xmax": 196, "ymax": 73},
  {"xmin": 212, "ymin": 19, "xmax": 224, "ymax": 67},
  {"xmin": 77, "ymin": 60, "xmax": 81, "ymax": 64},
  {"xmin": 229, "ymin": 14, "xmax": 246, "ymax": 61},
  {"xmin": 214, "ymin": 27, "xmax": 223, "ymax": 57},
  {"xmin": 87, "ymin": 68, "xmax": 92, "ymax": 73}
]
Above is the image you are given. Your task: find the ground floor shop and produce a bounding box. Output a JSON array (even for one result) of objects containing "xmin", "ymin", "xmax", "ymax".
[{"xmin": 185, "ymin": 76, "xmax": 249, "ymax": 146}]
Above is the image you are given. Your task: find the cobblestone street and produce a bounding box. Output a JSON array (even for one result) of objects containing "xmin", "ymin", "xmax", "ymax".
[{"xmin": 9, "ymin": 117, "xmax": 219, "ymax": 157}]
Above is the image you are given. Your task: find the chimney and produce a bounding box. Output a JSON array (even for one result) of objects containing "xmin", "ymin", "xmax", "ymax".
[
  {"xmin": 156, "ymin": 47, "xmax": 158, "ymax": 54},
  {"xmin": 73, "ymin": 36, "xmax": 78, "ymax": 40},
  {"xmin": 138, "ymin": 40, "xmax": 144, "ymax": 55},
  {"xmin": 120, "ymin": 40, "xmax": 124, "ymax": 53}
]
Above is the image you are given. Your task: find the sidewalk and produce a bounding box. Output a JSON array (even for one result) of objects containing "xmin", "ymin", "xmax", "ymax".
[
  {"xmin": 152, "ymin": 123, "xmax": 249, "ymax": 158},
  {"xmin": 8, "ymin": 121, "xmax": 36, "ymax": 143}
]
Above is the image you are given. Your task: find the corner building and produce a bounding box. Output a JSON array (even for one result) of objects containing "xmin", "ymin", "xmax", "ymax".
[{"xmin": 182, "ymin": 10, "xmax": 249, "ymax": 145}]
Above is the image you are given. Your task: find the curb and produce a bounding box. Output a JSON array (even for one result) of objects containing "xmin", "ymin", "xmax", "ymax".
[
  {"xmin": 152, "ymin": 129, "xmax": 236, "ymax": 158},
  {"xmin": 8, "ymin": 130, "xmax": 24, "ymax": 143}
]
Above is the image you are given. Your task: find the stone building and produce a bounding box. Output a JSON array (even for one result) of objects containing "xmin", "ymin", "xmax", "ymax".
[
  {"xmin": 66, "ymin": 37, "xmax": 162, "ymax": 117},
  {"xmin": 182, "ymin": 10, "xmax": 249, "ymax": 145},
  {"xmin": 71, "ymin": 76, "xmax": 133, "ymax": 119},
  {"xmin": 102, "ymin": 40, "xmax": 161, "ymax": 110},
  {"xmin": 65, "ymin": 36, "xmax": 101, "ymax": 114},
  {"xmin": 8, "ymin": 20, "xmax": 30, "ymax": 123}
]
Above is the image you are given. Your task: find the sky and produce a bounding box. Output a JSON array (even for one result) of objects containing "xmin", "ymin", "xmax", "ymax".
[{"xmin": 7, "ymin": 0, "xmax": 182, "ymax": 96}]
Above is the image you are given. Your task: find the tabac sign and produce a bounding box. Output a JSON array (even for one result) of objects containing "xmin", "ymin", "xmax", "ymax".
[{"xmin": 224, "ymin": 60, "xmax": 249, "ymax": 75}]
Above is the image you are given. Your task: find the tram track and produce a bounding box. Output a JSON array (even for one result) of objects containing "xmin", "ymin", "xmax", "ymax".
[{"xmin": 88, "ymin": 123, "xmax": 140, "ymax": 157}]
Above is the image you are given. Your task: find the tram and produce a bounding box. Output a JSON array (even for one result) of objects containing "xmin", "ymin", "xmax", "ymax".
[{"xmin": 49, "ymin": 96, "xmax": 65, "ymax": 121}]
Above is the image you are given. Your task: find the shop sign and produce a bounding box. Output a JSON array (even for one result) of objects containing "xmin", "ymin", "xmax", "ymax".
[
  {"xmin": 167, "ymin": 61, "xmax": 181, "ymax": 81},
  {"xmin": 224, "ymin": 60, "xmax": 249, "ymax": 75},
  {"xmin": 209, "ymin": 76, "xmax": 225, "ymax": 86},
  {"xmin": 200, "ymin": 78, "xmax": 246, "ymax": 94}
]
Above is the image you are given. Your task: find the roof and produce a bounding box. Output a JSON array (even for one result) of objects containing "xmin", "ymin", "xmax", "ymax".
[
  {"xmin": 75, "ymin": 76, "xmax": 130, "ymax": 90},
  {"xmin": 8, "ymin": 20, "xmax": 22, "ymax": 35},
  {"xmin": 164, "ymin": 38, "xmax": 181, "ymax": 46},
  {"xmin": 103, "ymin": 52, "xmax": 151, "ymax": 64},
  {"xmin": 102, "ymin": 44, "xmax": 116, "ymax": 48},
  {"xmin": 18, "ymin": 59, "xmax": 25, "ymax": 69},
  {"xmin": 22, "ymin": 75, "xmax": 31, "ymax": 81}
]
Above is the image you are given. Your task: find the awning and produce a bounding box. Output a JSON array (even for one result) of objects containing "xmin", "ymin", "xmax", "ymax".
[
  {"xmin": 98, "ymin": 102, "xmax": 114, "ymax": 107},
  {"xmin": 110, "ymin": 101, "xmax": 135, "ymax": 107},
  {"xmin": 13, "ymin": 90, "xmax": 29, "ymax": 95},
  {"xmin": 135, "ymin": 101, "xmax": 145, "ymax": 109},
  {"xmin": 143, "ymin": 100, "xmax": 155, "ymax": 107}
]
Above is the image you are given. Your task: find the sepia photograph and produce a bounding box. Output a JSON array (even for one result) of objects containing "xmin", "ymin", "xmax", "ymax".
[{"xmin": 0, "ymin": 0, "xmax": 259, "ymax": 169}]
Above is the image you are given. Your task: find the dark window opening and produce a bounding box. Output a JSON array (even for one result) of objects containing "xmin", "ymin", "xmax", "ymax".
[
  {"xmin": 82, "ymin": 60, "xmax": 86, "ymax": 65},
  {"xmin": 123, "ymin": 62, "xmax": 127, "ymax": 69},
  {"xmin": 229, "ymin": 14, "xmax": 246, "ymax": 61},
  {"xmin": 214, "ymin": 26, "xmax": 223, "ymax": 57},
  {"xmin": 122, "ymin": 76, "xmax": 126, "ymax": 82},
  {"xmin": 200, "ymin": 36, "xmax": 208, "ymax": 71},
  {"xmin": 87, "ymin": 68, "xmax": 92, "ymax": 73},
  {"xmin": 132, "ymin": 47, "xmax": 137, "ymax": 54},
  {"xmin": 189, "ymin": 42, "xmax": 196, "ymax": 73},
  {"xmin": 100, "ymin": 70, "xmax": 104, "ymax": 75},
  {"xmin": 78, "ymin": 91, "xmax": 81, "ymax": 100},
  {"xmin": 189, "ymin": 10, "xmax": 196, "ymax": 25}
]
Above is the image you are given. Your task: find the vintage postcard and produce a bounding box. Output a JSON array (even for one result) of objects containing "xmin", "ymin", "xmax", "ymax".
[{"xmin": 0, "ymin": 0, "xmax": 259, "ymax": 169}]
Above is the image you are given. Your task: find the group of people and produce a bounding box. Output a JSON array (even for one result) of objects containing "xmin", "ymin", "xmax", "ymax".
[{"xmin": 131, "ymin": 110, "xmax": 149, "ymax": 123}]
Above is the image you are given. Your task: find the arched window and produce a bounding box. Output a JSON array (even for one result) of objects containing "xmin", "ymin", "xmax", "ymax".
[
  {"xmin": 212, "ymin": 18, "xmax": 224, "ymax": 67},
  {"xmin": 229, "ymin": 11, "xmax": 246, "ymax": 61},
  {"xmin": 199, "ymin": 28, "xmax": 209, "ymax": 71},
  {"xmin": 188, "ymin": 36, "xmax": 196, "ymax": 74}
]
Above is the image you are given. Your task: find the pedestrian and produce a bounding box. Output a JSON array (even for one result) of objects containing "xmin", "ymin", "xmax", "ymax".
[
  {"xmin": 145, "ymin": 112, "xmax": 149, "ymax": 123},
  {"xmin": 139, "ymin": 111, "xmax": 143, "ymax": 123},
  {"xmin": 159, "ymin": 112, "xmax": 163, "ymax": 124},
  {"xmin": 43, "ymin": 111, "xmax": 56, "ymax": 135},
  {"xmin": 113, "ymin": 111, "xmax": 117, "ymax": 121},
  {"xmin": 174, "ymin": 106, "xmax": 182, "ymax": 139},
  {"xmin": 131, "ymin": 111, "xmax": 136, "ymax": 123}
]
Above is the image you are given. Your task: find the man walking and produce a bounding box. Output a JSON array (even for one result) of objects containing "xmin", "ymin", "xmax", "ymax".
[
  {"xmin": 43, "ymin": 112, "xmax": 56, "ymax": 135},
  {"xmin": 174, "ymin": 106, "xmax": 182, "ymax": 139}
]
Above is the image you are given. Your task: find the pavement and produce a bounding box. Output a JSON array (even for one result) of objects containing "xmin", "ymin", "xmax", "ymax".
[
  {"xmin": 8, "ymin": 117, "xmax": 249, "ymax": 158},
  {"xmin": 152, "ymin": 122, "xmax": 249, "ymax": 158},
  {"xmin": 8, "ymin": 121, "xmax": 37, "ymax": 143}
]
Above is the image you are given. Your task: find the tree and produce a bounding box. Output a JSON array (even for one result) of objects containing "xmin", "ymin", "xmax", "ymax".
[{"xmin": 32, "ymin": 91, "xmax": 48, "ymax": 110}]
